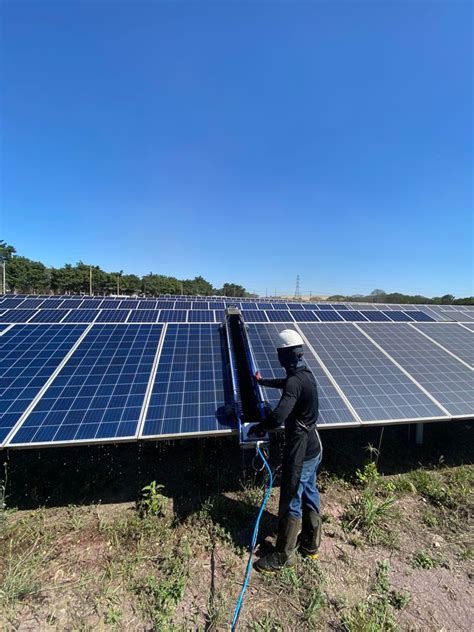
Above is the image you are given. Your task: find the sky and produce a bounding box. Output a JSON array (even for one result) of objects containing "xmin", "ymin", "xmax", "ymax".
[{"xmin": 1, "ymin": 1, "xmax": 472, "ymax": 297}]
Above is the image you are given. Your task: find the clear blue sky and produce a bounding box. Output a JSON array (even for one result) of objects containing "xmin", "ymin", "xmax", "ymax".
[{"xmin": 1, "ymin": 1, "xmax": 472, "ymax": 297}]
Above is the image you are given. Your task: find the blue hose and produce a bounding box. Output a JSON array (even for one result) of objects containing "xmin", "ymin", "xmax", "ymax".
[{"xmin": 231, "ymin": 444, "xmax": 273, "ymax": 631}]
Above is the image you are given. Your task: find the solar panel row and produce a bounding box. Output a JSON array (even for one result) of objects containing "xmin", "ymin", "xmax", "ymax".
[{"xmin": 1, "ymin": 318, "xmax": 472, "ymax": 449}]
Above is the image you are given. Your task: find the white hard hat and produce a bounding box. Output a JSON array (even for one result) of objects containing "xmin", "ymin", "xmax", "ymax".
[{"xmin": 277, "ymin": 329, "xmax": 304, "ymax": 349}]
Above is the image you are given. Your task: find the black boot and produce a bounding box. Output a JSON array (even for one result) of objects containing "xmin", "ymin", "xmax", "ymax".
[
  {"xmin": 254, "ymin": 515, "xmax": 302, "ymax": 574},
  {"xmin": 298, "ymin": 509, "xmax": 321, "ymax": 559}
]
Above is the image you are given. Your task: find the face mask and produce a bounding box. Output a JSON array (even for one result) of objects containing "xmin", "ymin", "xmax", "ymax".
[{"xmin": 277, "ymin": 346, "xmax": 304, "ymax": 369}]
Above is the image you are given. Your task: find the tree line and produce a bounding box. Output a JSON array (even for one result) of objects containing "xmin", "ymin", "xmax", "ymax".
[
  {"xmin": 327, "ymin": 288, "xmax": 473, "ymax": 306},
  {"xmin": 0, "ymin": 242, "xmax": 249, "ymax": 297}
]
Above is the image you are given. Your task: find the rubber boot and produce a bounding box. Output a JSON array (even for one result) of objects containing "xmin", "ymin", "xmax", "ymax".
[
  {"xmin": 298, "ymin": 509, "xmax": 322, "ymax": 559},
  {"xmin": 254, "ymin": 515, "xmax": 301, "ymax": 574}
]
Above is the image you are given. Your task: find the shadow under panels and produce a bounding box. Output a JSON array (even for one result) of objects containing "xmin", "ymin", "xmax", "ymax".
[{"xmin": 298, "ymin": 323, "xmax": 448, "ymax": 424}]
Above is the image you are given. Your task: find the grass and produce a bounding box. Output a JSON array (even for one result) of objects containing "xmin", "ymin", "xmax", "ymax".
[
  {"xmin": 412, "ymin": 550, "xmax": 438, "ymax": 570},
  {"xmin": 341, "ymin": 560, "xmax": 400, "ymax": 632}
]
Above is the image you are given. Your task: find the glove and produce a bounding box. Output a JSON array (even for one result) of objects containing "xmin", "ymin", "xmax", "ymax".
[
  {"xmin": 255, "ymin": 371, "xmax": 262, "ymax": 382},
  {"xmin": 247, "ymin": 422, "xmax": 267, "ymax": 438}
]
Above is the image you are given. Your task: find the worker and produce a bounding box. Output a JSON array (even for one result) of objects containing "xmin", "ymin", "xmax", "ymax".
[{"xmin": 248, "ymin": 329, "xmax": 322, "ymax": 573}]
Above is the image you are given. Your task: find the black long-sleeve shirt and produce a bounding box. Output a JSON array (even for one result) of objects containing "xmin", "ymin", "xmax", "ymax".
[{"xmin": 259, "ymin": 365, "xmax": 321, "ymax": 461}]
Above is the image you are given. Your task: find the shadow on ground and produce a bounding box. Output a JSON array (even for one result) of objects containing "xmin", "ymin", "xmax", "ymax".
[{"xmin": 2, "ymin": 421, "xmax": 473, "ymax": 523}]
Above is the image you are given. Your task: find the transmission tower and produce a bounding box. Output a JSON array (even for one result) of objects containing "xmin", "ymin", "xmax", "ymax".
[{"xmin": 294, "ymin": 274, "xmax": 301, "ymax": 299}]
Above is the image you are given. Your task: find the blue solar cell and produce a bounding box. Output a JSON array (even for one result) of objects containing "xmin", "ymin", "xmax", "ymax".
[
  {"xmin": 289, "ymin": 310, "xmax": 320, "ymax": 322},
  {"xmin": 153, "ymin": 300, "xmax": 172, "ymax": 309},
  {"xmin": 157, "ymin": 310, "xmax": 187, "ymax": 322},
  {"xmin": 265, "ymin": 310, "xmax": 294, "ymax": 322},
  {"xmin": 142, "ymin": 324, "xmax": 234, "ymax": 437},
  {"xmin": 36, "ymin": 298, "xmax": 66, "ymax": 309},
  {"xmin": 383, "ymin": 311, "xmax": 415, "ymax": 322},
  {"xmin": 317, "ymin": 304, "xmax": 334, "ymax": 310},
  {"xmin": 174, "ymin": 301, "xmax": 191, "ymax": 310},
  {"xmin": 10, "ymin": 324, "xmax": 162, "ymax": 446},
  {"xmin": 241, "ymin": 310, "xmax": 268, "ymax": 322},
  {"xmin": 127, "ymin": 310, "xmax": 159, "ymax": 323},
  {"xmin": 359, "ymin": 311, "xmax": 391, "ymax": 322},
  {"xmin": 191, "ymin": 302, "xmax": 209, "ymax": 310},
  {"xmin": 359, "ymin": 323, "xmax": 474, "ymax": 417},
  {"xmin": 61, "ymin": 309, "xmax": 99, "ymax": 323},
  {"xmin": 0, "ymin": 310, "xmax": 36, "ymax": 323},
  {"xmin": 28, "ymin": 310, "xmax": 70, "ymax": 323},
  {"xmin": 338, "ymin": 311, "xmax": 368, "ymax": 322},
  {"xmin": 208, "ymin": 301, "xmax": 225, "ymax": 310},
  {"xmin": 256, "ymin": 302, "xmax": 274, "ymax": 310},
  {"xmin": 303, "ymin": 304, "xmax": 320, "ymax": 310},
  {"xmin": 247, "ymin": 323, "xmax": 357, "ymax": 426},
  {"xmin": 315, "ymin": 310, "xmax": 344, "ymax": 322},
  {"xmin": 187, "ymin": 310, "xmax": 216, "ymax": 322},
  {"xmin": 330, "ymin": 304, "xmax": 348, "ymax": 310},
  {"xmin": 95, "ymin": 310, "xmax": 131, "ymax": 323},
  {"xmin": 404, "ymin": 311, "xmax": 435, "ymax": 322},
  {"xmin": 299, "ymin": 323, "xmax": 446, "ymax": 422},
  {"xmin": 61, "ymin": 300, "xmax": 84, "ymax": 309},
  {"xmin": 0, "ymin": 324, "xmax": 87, "ymax": 445}
]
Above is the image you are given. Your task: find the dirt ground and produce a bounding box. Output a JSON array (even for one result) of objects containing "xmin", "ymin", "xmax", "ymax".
[{"xmin": 1, "ymin": 421, "xmax": 473, "ymax": 631}]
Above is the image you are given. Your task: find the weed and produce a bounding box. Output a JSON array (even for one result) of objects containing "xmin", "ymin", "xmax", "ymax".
[
  {"xmin": 390, "ymin": 589, "xmax": 411, "ymax": 610},
  {"xmin": 422, "ymin": 513, "xmax": 439, "ymax": 528},
  {"xmin": 249, "ymin": 612, "xmax": 284, "ymax": 631},
  {"xmin": 356, "ymin": 461, "xmax": 380, "ymax": 487},
  {"xmin": 137, "ymin": 481, "xmax": 166, "ymax": 517},
  {"xmin": 459, "ymin": 546, "xmax": 473, "ymax": 561},
  {"xmin": 412, "ymin": 550, "xmax": 438, "ymax": 570},
  {"xmin": 0, "ymin": 462, "xmax": 7, "ymax": 523},
  {"xmin": 239, "ymin": 480, "xmax": 265, "ymax": 507},
  {"xmin": 104, "ymin": 605, "xmax": 122, "ymax": 625},
  {"xmin": 0, "ymin": 539, "xmax": 43, "ymax": 618},
  {"xmin": 341, "ymin": 560, "xmax": 399, "ymax": 632},
  {"xmin": 134, "ymin": 554, "xmax": 187, "ymax": 630},
  {"xmin": 343, "ymin": 489, "xmax": 396, "ymax": 545}
]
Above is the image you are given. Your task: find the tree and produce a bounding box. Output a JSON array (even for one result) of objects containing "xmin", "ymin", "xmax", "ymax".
[
  {"xmin": 219, "ymin": 283, "xmax": 247, "ymax": 297},
  {"xmin": 7, "ymin": 257, "xmax": 49, "ymax": 293},
  {"xmin": 0, "ymin": 240, "xmax": 16, "ymax": 261}
]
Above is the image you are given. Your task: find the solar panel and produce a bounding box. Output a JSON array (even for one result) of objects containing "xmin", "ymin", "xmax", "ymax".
[
  {"xmin": 446, "ymin": 310, "xmax": 474, "ymax": 322},
  {"xmin": 315, "ymin": 310, "xmax": 344, "ymax": 322},
  {"xmin": 0, "ymin": 298, "xmax": 27, "ymax": 308},
  {"xmin": 95, "ymin": 310, "xmax": 131, "ymax": 323},
  {"xmin": 17, "ymin": 298, "xmax": 47, "ymax": 309},
  {"xmin": 118, "ymin": 299, "xmax": 138, "ymax": 309},
  {"xmin": 156, "ymin": 309, "xmax": 186, "ymax": 322},
  {"xmin": 62, "ymin": 299, "xmax": 84, "ymax": 309},
  {"xmin": 38, "ymin": 298, "xmax": 66, "ymax": 309},
  {"xmin": 265, "ymin": 310, "xmax": 294, "ymax": 322},
  {"xmin": 141, "ymin": 324, "xmax": 234, "ymax": 437},
  {"xmin": 404, "ymin": 310, "xmax": 435, "ymax": 322},
  {"xmin": 338, "ymin": 310, "xmax": 368, "ymax": 322},
  {"xmin": 9, "ymin": 324, "xmax": 162, "ymax": 447},
  {"xmin": 79, "ymin": 299, "xmax": 100, "ymax": 309},
  {"xmin": 208, "ymin": 301, "xmax": 225, "ymax": 310},
  {"xmin": 0, "ymin": 310, "xmax": 36, "ymax": 323},
  {"xmin": 303, "ymin": 303, "xmax": 319, "ymax": 310},
  {"xmin": 256, "ymin": 302, "xmax": 274, "ymax": 310},
  {"xmin": 382, "ymin": 311, "xmax": 414, "ymax": 322},
  {"xmin": 247, "ymin": 323, "xmax": 358, "ymax": 426},
  {"xmin": 317, "ymin": 304, "xmax": 334, "ymax": 310},
  {"xmin": 299, "ymin": 323, "xmax": 446, "ymax": 423},
  {"xmin": 127, "ymin": 310, "xmax": 159, "ymax": 323},
  {"xmin": 141, "ymin": 300, "xmax": 160, "ymax": 309},
  {"xmin": 187, "ymin": 310, "xmax": 216, "ymax": 323},
  {"xmin": 61, "ymin": 309, "xmax": 99, "ymax": 323},
  {"xmin": 191, "ymin": 301, "xmax": 209, "ymax": 310},
  {"xmin": 28, "ymin": 310, "xmax": 70, "ymax": 324},
  {"xmin": 359, "ymin": 311, "xmax": 391, "ymax": 322},
  {"xmin": 100, "ymin": 299, "xmax": 122, "ymax": 309},
  {"xmin": 289, "ymin": 310, "xmax": 320, "ymax": 322},
  {"xmin": 410, "ymin": 323, "xmax": 474, "ymax": 368},
  {"xmin": 241, "ymin": 310, "xmax": 268, "ymax": 322},
  {"xmin": 330, "ymin": 304, "xmax": 348, "ymax": 310},
  {"xmin": 462, "ymin": 323, "xmax": 474, "ymax": 332},
  {"xmin": 0, "ymin": 323, "xmax": 87, "ymax": 445},
  {"xmin": 174, "ymin": 301, "xmax": 191, "ymax": 309},
  {"xmin": 359, "ymin": 323, "xmax": 474, "ymax": 417}
]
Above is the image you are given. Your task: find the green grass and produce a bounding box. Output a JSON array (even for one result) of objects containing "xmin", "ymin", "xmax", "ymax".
[{"xmin": 412, "ymin": 550, "xmax": 438, "ymax": 570}]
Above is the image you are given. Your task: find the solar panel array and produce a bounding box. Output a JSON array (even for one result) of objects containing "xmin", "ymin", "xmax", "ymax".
[{"xmin": 0, "ymin": 294, "xmax": 472, "ymax": 449}]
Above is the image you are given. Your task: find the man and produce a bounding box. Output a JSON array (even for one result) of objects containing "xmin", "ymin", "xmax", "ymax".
[{"xmin": 248, "ymin": 329, "xmax": 322, "ymax": 573}]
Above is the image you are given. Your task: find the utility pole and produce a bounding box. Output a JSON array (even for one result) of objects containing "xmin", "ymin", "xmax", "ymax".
[
  {"xmin": 117, "ymin": 275, "xmax": 119, "ymax": 295},
  {"xmin": 2, "ymin": 260, "xmax": 5, "ymax": 294},
  {"xmin": 89, "ymin": 266, "xmax": 92, "ymax": 296},
  {"xmin": 180, "ymin": 281, "xmax": 184, "ymax": 296}
]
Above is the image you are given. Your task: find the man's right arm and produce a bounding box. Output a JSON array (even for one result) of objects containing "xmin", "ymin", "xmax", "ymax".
[{"xmin": 255, "ymin": 371, "xmax": 286, "ymax": 389}]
